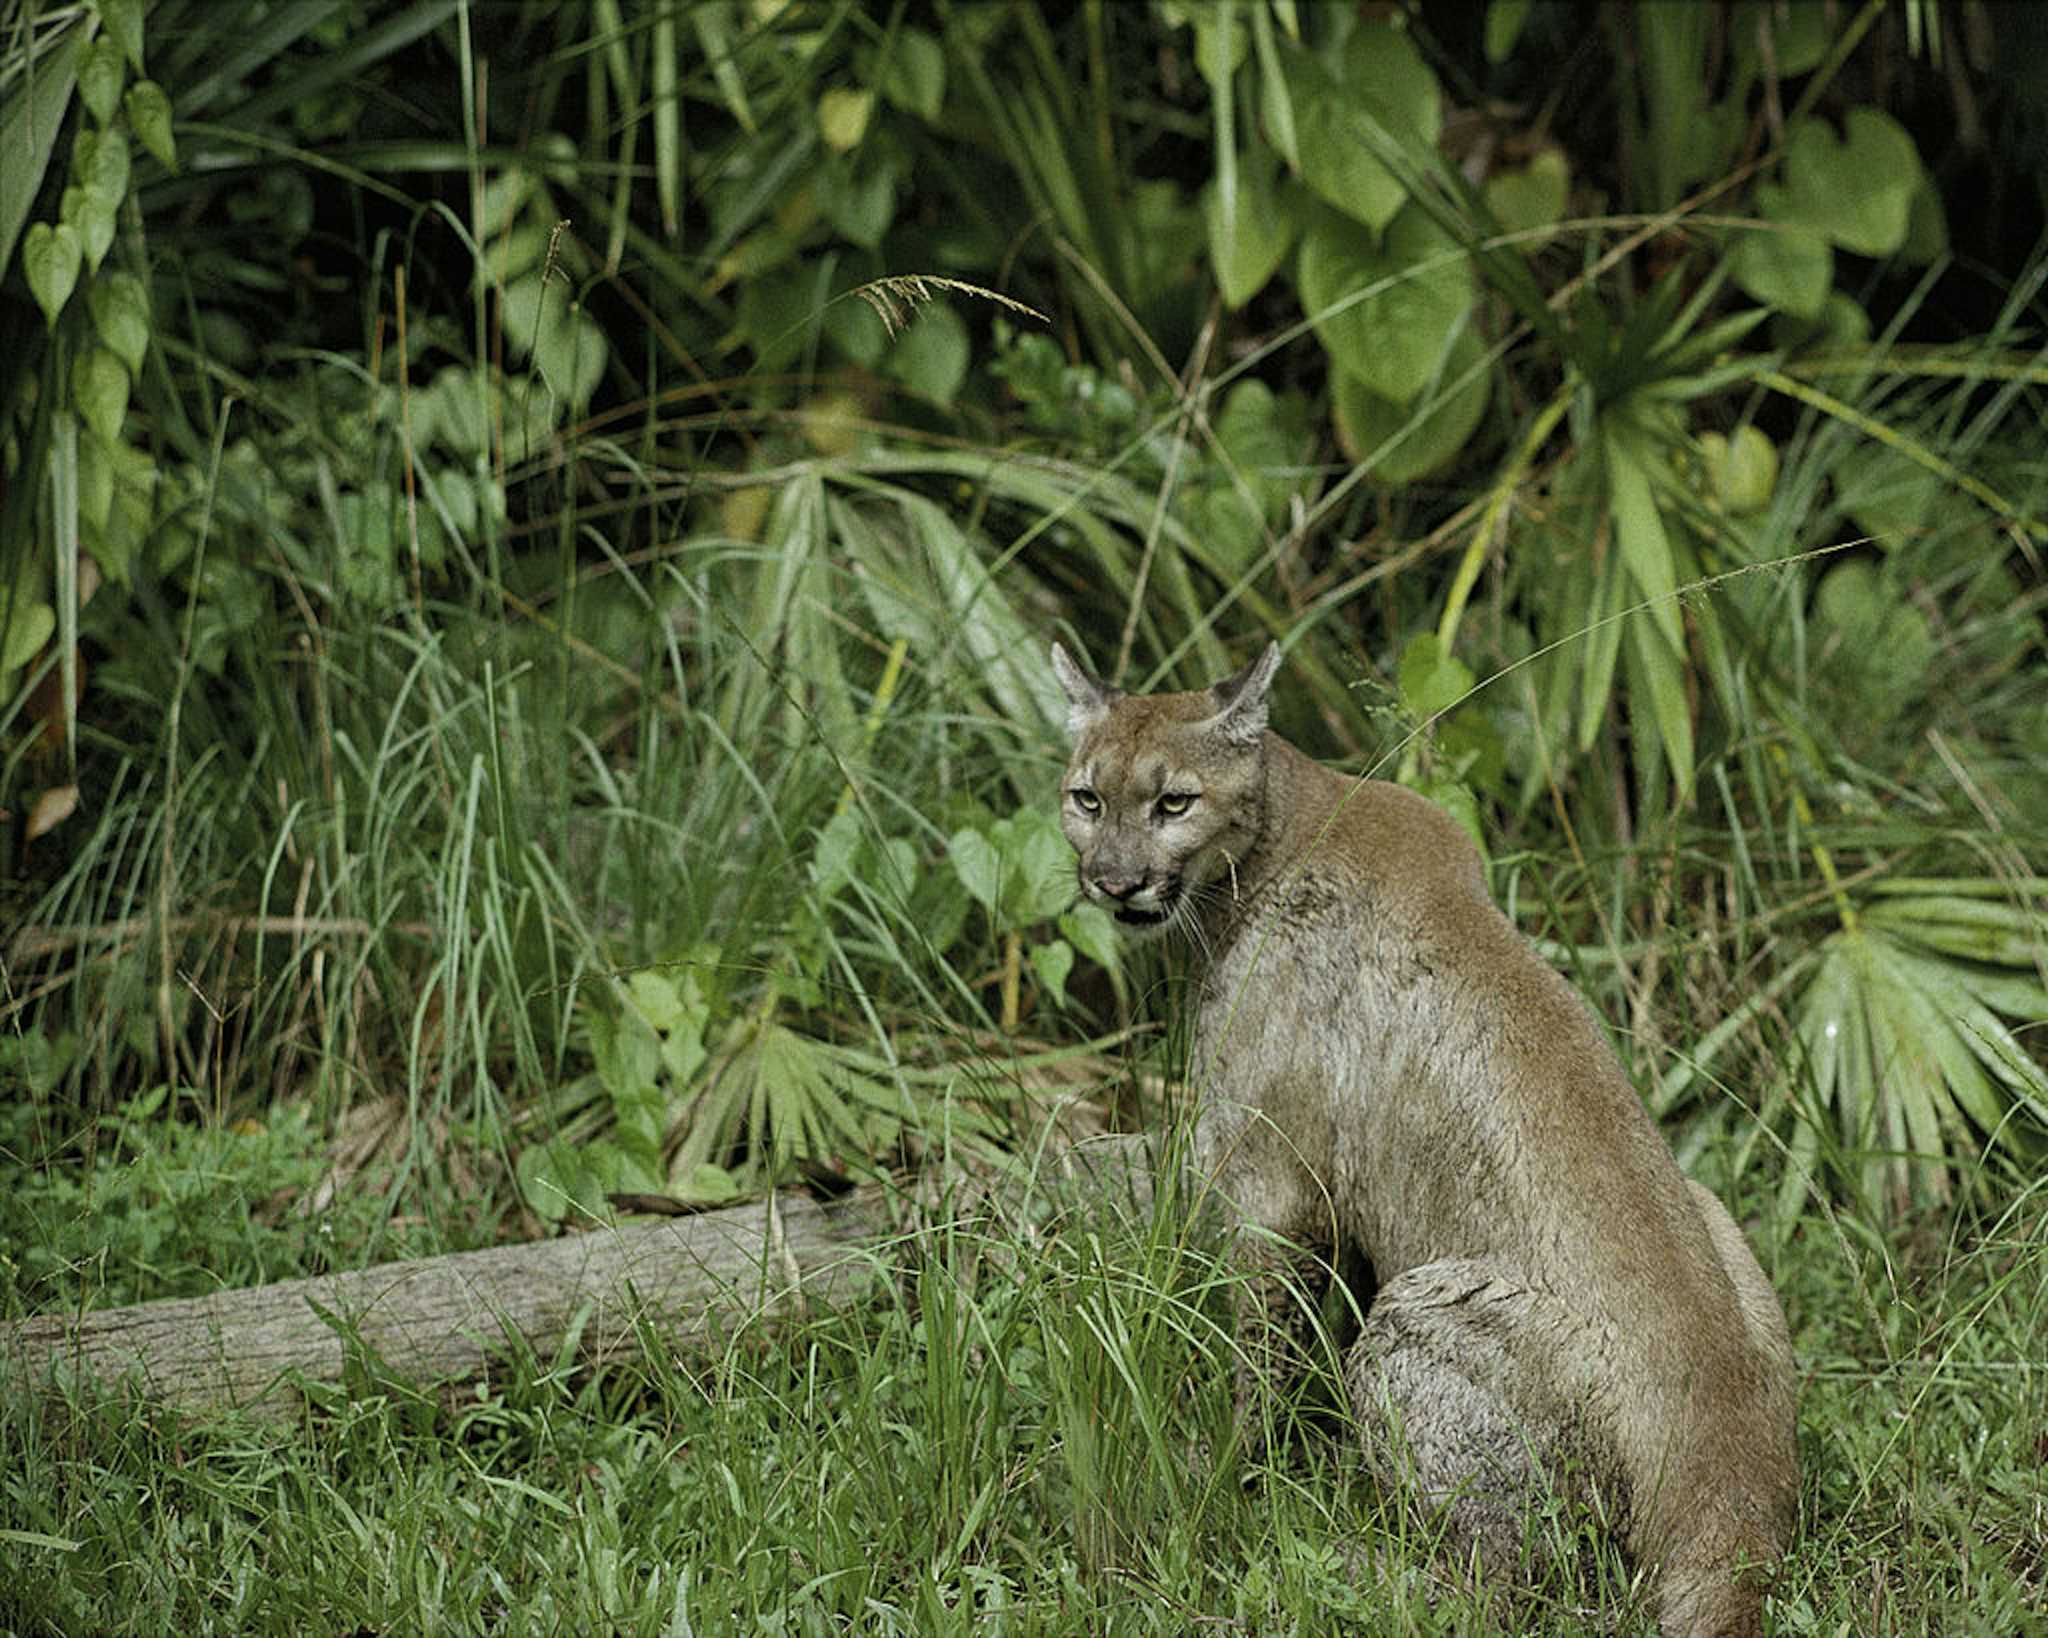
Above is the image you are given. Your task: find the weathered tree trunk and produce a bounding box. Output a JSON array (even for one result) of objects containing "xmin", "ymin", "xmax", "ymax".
[{"xmin": 0, "ymin": 1135, "xmax": 1155, "ymax": 1418}]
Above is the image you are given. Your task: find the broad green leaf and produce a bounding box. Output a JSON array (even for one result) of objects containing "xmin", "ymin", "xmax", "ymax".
[
  {"xmin": 949, "ymin": 826, "xmax": 1002, "ymax": 913},
  {"xmin": 625, "ymin": 970, "xmax": 687, "ymax": 1033},
  {"xmin": 95, "ymin": 0, "xmax": 145, "ymax": 72},
  {"xmin": 502, "ymin": 271, "xmax": 606, "ymax": 404},
  {"xmin": 1299, "ymin": 202, "xmax": 1472, "ymax": 405},
  {"xmin": 1006, "ymin": 808, "xmax": 1079, "ymax": 923},
  {"xmin": 78, "ymin": 39, "xmax": 125, "ymax": 126},
  {"xmin": 1397, "ymin": 632, "xmax": 1475, "ymax": 722},
  {"xmin": 1211, "ymin": 378, "xmax": 1306, "ymax": 522},
  {"xmin": 1828, "ymin": 442, "xmax": 1961, "ymax": 554},
  {"xmin": 475, "ymin": 168, "xmax": 535, "ymax": 245},
  {"xmin": 1416, "ymin": 772, "xmax": 1486, "ymax": 858},
  {"xmin": 1330, "ymin": 324, "xmax": 1489, "ymax": 483},
  {"xmin": 1777, "ymin": 109, "xmax": 1922, "ymax": 257},
  {"xmin": 1638, "ymin": 1, "xmax": 1724, "ymax": 202},
  {"xmin": 674, "ymin": 1161, "xmax": 741, "ymax": 1204},
  {"xmin": 876, "ymin": 837, "xmax": 916, "ymax": 900},
  {"xmin": 81, "ymin": 125, "xmax": 130, "ymax": 213},
  {"xmin": 819, "ymin": 150, "xmax": 899, "ymax": 249},
  {"xmin": 1483, "ymin": 148, "xmax": 1567, "ymax": 239},
  {"xmin": 71, "ymin": 345, "xmax": 129, "ymax": 444},
  {"xmin": 1813, "ymin": 560, "xmax": 1935, "ymax": 705},
  {"xmin": 77, "ymin": 428, "xmax": 114, "ymax": 532},
  {"xmin": 1697, "ymin": 424, "xmax": 1778, "ymax": 513},
  {"xmin": 810, "ymin": 807, "xmax": 865, "ymax": 900},
  {"xmin": 818, "ymin": 88, "xmax": 874, "ymax": 153},
  {"xmin": 21, "ymin": 222, "xmax": 82, "ymax": 327},
  {"xmin": 1729, "ymin": 189, "xmax": 1831, "ymax": 319},
  {"xmin": 1289, "ymin": 25, "xmax": 1438, "ymax": 231},
  {"xmin": 1292, "ymin": 88, "xmax": 1405, "ymax": 232},
  {"xmin": 66, "ymin": 183, "xmax": 116, "ymax": 272},
  {"xmin": 591, "ymin": 1140, "xmax": 666, "ymax": 1199},
  {"xmin": 1737, "ymin": 0, "xmax": 1831, "ymax": 79},
  {"xmin": 89, "ymin": 269, "xmax": 149, "ymax": 376},
  {"xmin": 877, "ymin": 27, "xmax": 945, "ymax": 122},
  {"xmin": 534, "ymin": 301, "xmax": 607, "ymax": 406},
  {"xmin": 426, "ymin": 366, "xmax": 489, "ymax": 456},
  {"xmin": 882, "ymin": 300, "xmax": 968, "ymax": 403},
  {"xmin": 1059, "ymin": 904, "xmax": 1121, "ymax": 973},
  {"xmin": 81, "ymin": 433, "xmax": 154, "ymax": 585},
  {"xmin": 480, "ymin": 222, "xmax": 554, "ymax": 290},
  {"xmin": 123, "ymin": 81, "xmax": 176, "ymax": 170},
  {"xmin": 0, "ymin": 601, "xmax": 55, "ymax": 674},
  {"xmin": 590, "ymin": 1007, "xmax": 662, "ymax": 1103},
  {"xmin": 517, "ymin": 1137, "xmax": 604, "ymax": 1223},
  {"xmin": 1203, "ymin": 144, "xmax": 1295, "ymax": 309},
  {"xmin": 1030, "ymin": 939, "xmax": 1075, "ymax": 1007}
]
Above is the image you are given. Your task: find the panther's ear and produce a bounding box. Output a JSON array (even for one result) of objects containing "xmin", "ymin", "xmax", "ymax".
[
  {"xmin": 1050, "ymin": 643, "xmax": 1120, "ymax": 738},
  {"xmin": 1204, "ymin": 641, "xmax": 1282, "ymax": 746}
]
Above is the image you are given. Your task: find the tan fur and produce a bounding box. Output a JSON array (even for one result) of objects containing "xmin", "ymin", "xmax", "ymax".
[{"xmin": 1051, "ymin": 641, "xmax": 1798, "ymax": 1638}]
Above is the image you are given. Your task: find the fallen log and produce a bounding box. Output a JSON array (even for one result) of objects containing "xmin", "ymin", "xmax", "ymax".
[{"xmin": 1, "ymin": 1132, "xmax": 1157, "ymax": 1419}]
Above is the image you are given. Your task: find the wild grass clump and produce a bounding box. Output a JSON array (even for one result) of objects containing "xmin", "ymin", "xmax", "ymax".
[
  {"xmin": 3, "ymin": 1162, "xmax": 2042, "ymax": 1634},
  {"xmin": 2, "ymin": 5, "xmax": 2046, "ymax": 1632}
]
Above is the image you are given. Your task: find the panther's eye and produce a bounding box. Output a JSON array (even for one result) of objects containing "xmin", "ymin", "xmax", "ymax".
[
  {"xmin": 1069, "ymin": 787, "xmax": 1102, "ymax": 816},
  {"xmin": 1155, "ymin": 792, "xmax": 1197, "ymax": 818}
]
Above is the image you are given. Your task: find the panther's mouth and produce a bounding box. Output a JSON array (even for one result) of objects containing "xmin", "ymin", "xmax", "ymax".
[{"xmin": 1114, "ymin": 906, "xmax": 1170, "ymax": 928}]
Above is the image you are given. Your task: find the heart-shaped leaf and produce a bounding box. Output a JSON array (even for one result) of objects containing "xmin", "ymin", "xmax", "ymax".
[
  {"xmin": 124, "ymin": 80, "xmax": 177, "ymax": 171},
  {"xmin": 1697, "ymin": 424, "xmax": 1779, "ymax": 514},
  {"xmin": 78, "ymin": 39, "xmax": 126, "ymax": 127},
  {"xmin": 817, "ymin": 87, "xmax": 874, "ymax": 153},
  {"xmin": 881, "ymin": 301, "xmax": 969, "ymax": 404},
  {"xmin": 1204, "ymin": 144, "xmax": 1295, "ymax": 309},
  {"xmin": 89, "ymin": 268, "xmax": 150, "ymax": 376},
  {"xmin": 1729, "ymin": 185, "xmax": 1832, "ymax": 318},
  {"xmin": 949, "ymin": 825, "xmax": 1001, "ymax": 913},
  {"xmin": 534, "ymin": 300, "xmax": 608, "ymax": 406},
  {"xmin": 64, "ymin": 182, "xmax": 117, "ymax": 273},
  {"xmin": 1397, "ymin": 632, "xmax": 1477, "ymax": 722},
  {"xmin": 876, "ymin": 27, "xmax": 944, "ymax": 122},
  {"xmin": 21, "ymin": 221, "xmax": 82, "ymax": 327},
  {"xmin": 82, "ymin": 125, "xmax": 131, "ymax": 212},
  {"xmin": 1029, "ymin": 938, "xmax": 1075, "ymax": 1007},
  {"xmin": 1299, "ymin": 202, "xmax": 1472, "ymax": 405},
  {"xmin": 1331, "ymin": 324, "xmax": 1489, "ymax": 483},
  {"xmin": 1288, "ymin": 26, "xmax": 1439, "ymax": 231},
  {"xmin": 72, "ymin": 344, "xmax": 131, "ymax": 445},
  {"xmin": 97, "ymin": 0, "xmax": 146, "ymax": 72},
  {"xmin": 1483, "ymin": 148, "xmax": 1568, "ymax": 240},
  {"xmin": 1777, "ymin": 108, "xmax": 1922, "ymax": 258}
]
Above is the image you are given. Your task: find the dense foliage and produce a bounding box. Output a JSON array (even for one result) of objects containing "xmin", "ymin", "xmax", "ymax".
[
  {"xmin": 2, "ymin": 1, "xmax": 2046, "ymax": 1630},
  {"xmin": 0, "ymin": 0, "xmax": 2043, "ymax": 1231}
]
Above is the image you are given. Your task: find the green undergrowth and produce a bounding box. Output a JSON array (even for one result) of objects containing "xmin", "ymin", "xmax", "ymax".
[{"xmin": 2, "ymin": 1169, "xmax": 2042, "ymax": 1636}]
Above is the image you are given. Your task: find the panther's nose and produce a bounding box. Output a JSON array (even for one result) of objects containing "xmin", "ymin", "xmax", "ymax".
[{"xmin": 1091, "ymin": 874, "xmax": 1144, "ymax": 901}]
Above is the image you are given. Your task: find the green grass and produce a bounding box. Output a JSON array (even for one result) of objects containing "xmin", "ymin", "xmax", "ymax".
[
  {"xmin": 3, "ymin": 1163, "xmax": 2042, "ymax": 1636},
  {"xmin": 3, "ymin": 8, "xmax": 2046, "ymax": 1632}
]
